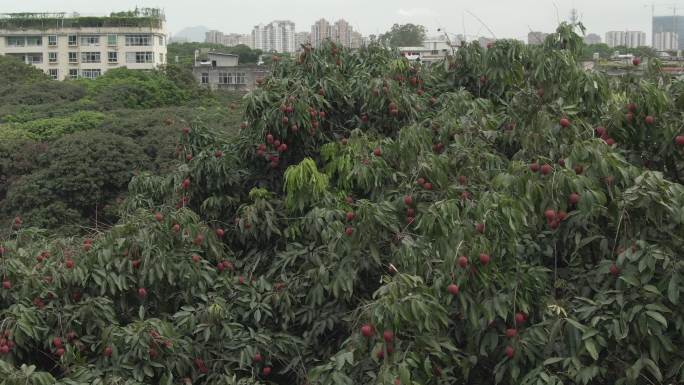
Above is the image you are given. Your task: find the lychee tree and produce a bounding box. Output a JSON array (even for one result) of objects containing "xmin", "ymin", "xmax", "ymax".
[{"xmin": 1, "ymin": 23, "xmax": 684, "ymax": 385}]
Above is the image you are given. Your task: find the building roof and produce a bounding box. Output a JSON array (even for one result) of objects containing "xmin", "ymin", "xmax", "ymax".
[{"xmin": 0, "ymin": 9, "xmax": 164, "ymax": 30}]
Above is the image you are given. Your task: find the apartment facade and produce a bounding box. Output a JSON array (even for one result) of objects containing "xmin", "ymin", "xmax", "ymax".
[
  {"xmin": 654, "ymin": 31, "xmax": 679, "ymax": 51},
  {"xmin": 311, "ymin": 18, "xmax": 360, "ymax": 48},
  {"xmin": 605, "ymin": 31, "xmax": 647, "ymax": 48},
  {"xmin": 653, "ymin": 16, "xmax": 684, "ymax": 52},
  {"xmin": 252, "ymin": 20, "xmax": 296, "ymax": 53},
  {"xmin": 0, "ymin": 11, "xmax": 167, "ymax": 80},
  {"xmin": 193, "ymin": 50, "xmax": 268, "ymax": 91}
]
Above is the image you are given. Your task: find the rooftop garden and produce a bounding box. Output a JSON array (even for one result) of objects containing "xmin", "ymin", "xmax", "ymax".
[{"xmin": 0, "ymin": 8, "xmax": 164, "ymax": 30}]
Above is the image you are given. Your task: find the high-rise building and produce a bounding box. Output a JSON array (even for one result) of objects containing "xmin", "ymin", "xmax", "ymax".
[
  {"xmin": 333, "ymin": 19, "xmax": 352, "ymax": 47},
  {"xmin": 528, "ymin": 31, "xmax": 548, "ymax": 45},
  {"xmin": 605, "ymin": 31, "xmax": 646, "ymax": 48},
  {"xmin": 654, "ymin": 31, "xmax": 679, "ymax": 51},
  {"xmin": 351, "ymin": 31, "xmax": 363, "ymax": 49},
  {"xmin": 311, "ymin": 19, "xmax": 332, "ymax": 48},
  {"xmin": 205, "ymin": 30, "xmax": 224, "ymax": 44},
  {"xmin": 653, "ymin": 16, "xmax": 684, "ymax": 51},
  {"xmin": 252, "ymin": 20, "xmax": 296, "ymax": 53},
  {"xmin": 238, "ymin": 34, "xmax": 252, "ymax": 48},
  {"xmin": 583, "ymin": 33, "xmax": 602, "ymax": 45},
  {"xmin": 295, "ymin": 32, "xmax": 310, "ymax": 49},
  {"xmin": 0, "ymin": 9, "xmax": 167, "ymax": 80}
]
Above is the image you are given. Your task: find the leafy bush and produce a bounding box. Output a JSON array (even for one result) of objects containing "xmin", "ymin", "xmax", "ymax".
[
  {"xmin": 82, "ymin": 68, "xmax": 192, "ymax": 109},
  {"xmin": 0, "ymin": 111, "xmax": 106, "ymax": 140},
  {"xmin": 2, "ymin": 131, "xmax": 149, "ymax": 229}
]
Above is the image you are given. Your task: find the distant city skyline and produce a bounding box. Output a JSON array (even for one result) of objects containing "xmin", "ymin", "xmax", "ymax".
[{"xmin": 0, "ymin": 0, "xmax": 668, "ymax": 43}]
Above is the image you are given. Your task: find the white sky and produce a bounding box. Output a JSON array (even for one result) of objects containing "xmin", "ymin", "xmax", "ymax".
[{"xmin": 6, "ymin": 0, "xmax": 666, "ymax": 41}]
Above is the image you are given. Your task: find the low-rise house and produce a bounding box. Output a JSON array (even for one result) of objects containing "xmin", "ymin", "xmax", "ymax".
[{"xmin": 192, "ymin": 49, "xmax": 268, "ymax": 91}]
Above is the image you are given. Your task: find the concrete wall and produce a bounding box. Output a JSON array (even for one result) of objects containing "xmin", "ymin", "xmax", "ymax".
[{"xmin": 193, "ymin": 65, "xmax": 269, "ymax": 91}]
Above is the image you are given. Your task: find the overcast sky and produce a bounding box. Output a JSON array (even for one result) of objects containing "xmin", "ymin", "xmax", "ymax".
[{"xmin": 4, "ymin": 0, "xmax": 664, "ymax": 41}]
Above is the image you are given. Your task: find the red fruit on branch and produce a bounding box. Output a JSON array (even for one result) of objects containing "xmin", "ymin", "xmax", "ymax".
[
  {"xmin": 632, "ymin": 57, "xmax": 641, "ymax": 66},
  {"xmin": 458, "ymin": 256, "xmax": 468, "ymax": 268},
  {"xmin": 137, "ymin": 288, "xmax": 147, "ymax": 298},
  {"xmin": 53, "ymin": 337, "xmax": 63, "ymax": 348},
  {"xmin": 262, "ymin": 366, "xmax": 272, "ymax": 376},
  {"xmin": 191, "ymin": 255, "xmax": 201, "ymax": 263},
  {"xmin": 505, "ymin": 346, "xmax": 515, "ymax": 358},
  {"xmin": 569, "ymin": 192, "xmax": 580, "ymax": 205},
  {"xmin": 403, "ymin": 195, "xmax": 413, "ymax": 206},
  {"xmin": 447, "ymin": 283, "xmax": 460, "ymax": 296},
  {"xmin": 574, "ymin": 165, "xmax": 583, "ymax": 175},
  {"xmin": 515, "ymin": 312, "xmax": 526, "ymax": 325},
  {"xmin": 644, "ymin": 115, "xmax": 655, "ymax": 125},
  {"xmin": 423, "ymin": 182, "xmax": 433, "ymax": 190},
  {"xmin": 360, "ymin": 324, "xmax": 373, "ymax": 337},
  {"xmin": 627, "ymin": 103, "xmax": 637, "ymax": 112},
  {"xmin": 475, "ymin": 223, "xmax": 485, "ymax": 233},
  {"xmin": 479, "ymin": 253, "xmax": 491, "ymax": 266},
  {"xmin": 65, "ymin": 259, "xmax": 75, "ymax": 269},
  {"xmin": 373, "ymin": 147, "xmax": 382, "ymax": 157},
  {"xmin": 103, "ymin": 346, "xmax": 113, "ymax": 357},
  {"xmin": 506, "ymin": 328, "xmax": 518, "ymax": 338},
  {"xmin": 545, "ymin": 209, "xmax": 556, "ymax": 221},
  {"xmin": 346, "ymin": 212, "xmax": 355, "ymax": 221},
  {"xmin": 540, "ymin": 164, "xmax": 552, "ymax": 175},
  {"xmin": 2, "ymin": 280, "xmax": 10, "ymax": 290},
  {"xmin": 675, "ymin": 135, "xmax": 684, "ymax": 146},
  {"xmin": 609, "ymin": 263, "xmax": 620, "ymax": 277},
  {"xmin": 253, "ymin": 353, "xmax": 263, "ymax": 363},
  {"xmin": 530, "ymin": 162, "xmax": 540, "ymax": 172},
  {"xmin": 383, "ymin": 330, "xmax": 394, "ymax": 343},
  {"xmin": 559, "ymin": 118, "xmax": 570, "ymax": 128},
  {"xmin": 345, "ymin": 227, "xmax": 354, "ymax": 236},
  {"xmin": 215, "ymin": 228, "xmax": 225, "ymax": 238},
  {"xmin": 266, "ymin": 134, "xmax": 274, "ymax": 144}
]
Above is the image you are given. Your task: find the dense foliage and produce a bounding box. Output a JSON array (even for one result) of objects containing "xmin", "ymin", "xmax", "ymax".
[
  {"xmin": 0, "ymin": 55, "xmax": 240, "ymax": 232},
  {"xmin": 378, "ymin": 23, "xmax": 427, "ymax": 47},
  {"xmin": 1, "ymin": 23, "xmax": 684, "ymax": 385}
]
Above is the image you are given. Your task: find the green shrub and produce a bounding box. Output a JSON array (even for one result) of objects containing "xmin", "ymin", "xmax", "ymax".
[
  {"xmin": 0, "ymin": 111, "xmax": 106, "ymax": 140},
  {"xmin": 2, "ymin": 131, "xmax": 149, "ymax": 229}
]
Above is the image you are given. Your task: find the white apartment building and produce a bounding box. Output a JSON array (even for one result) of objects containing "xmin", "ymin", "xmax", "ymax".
[
  {"xmin": 654, "ymin": 31, "xmax": 679, "ymax": 51},
  {"xmin": 605, "ymin": 31, "xmax": 647, "ymax": 48},
  {"xmin": 0, "ymin": 11, "xmax": 167, "ymax": 80},
  {"xmin": 252, "ymin": 20, "xmax": 296, "ymax": 53}
]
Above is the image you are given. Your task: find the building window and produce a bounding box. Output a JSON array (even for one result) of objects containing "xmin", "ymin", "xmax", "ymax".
[
  {"xmin": 20, "ymin": 53, "xmax": 43, "ymax": 64},
  {"xmin": 81, "ymin": 52, "xmax": 101, "ymax": 63},
  {"xmin": 48, "ymin": 52, "xmax": 58, "ymax": 63},
  {"xmin": 126, "ymin": 52, "xmax": 154, "ymax": 63},
  {"xmin": 68, "ymin": 35, "xmax": 77, "ymax": 46},
  {"xmin": 158, "ymin": 36, "xmax": 165, "ymax": 46},
  {"xmin": 80, "ymin": 36, "xmax": 99, "ymax": 46},
  {"xmin": 125, "ymin": 34, "xmax": 151, "ymax": 46},
  {"xmin": 159, "ymin": 53, "xmax": 164, "ymax": 63},
  {"xmin": 80, "ymin": 69, "xmax": 101, "ymax": 79},
  {"xmin": 69, "ymin": 69, "xmax": 78, "ymax": 79},
  {"xmin": 26, "ymin": 36, "xmax": 42, "ymax": 46},
  {"xmin": 201, "ymin": 73, "xmax": 209, "ymax": 84},
  {"xmin": 218, "ymin": 72, "xmax": 229, "ymax": 84},
  {"xmin": 68, "ymin": 52, "xmax": 78, "ymax": 63},
  {"xmin": 48, "ymin": 69, "xmax": 58, "ymax": 80},
  {"xmin": 234, "ymin": 72, "xmax": 246, "ymax": 84},
  {"xmin": 48, "ymin": 35, "xmax": 57, "ymax": 46},
  {"xmin": 108, "ymin": 52, "xmax": 118, "ymax": 63},
  {"xmin": 107, "ymin": 34, "xmax": 117, "ymax": 46},
  {"xmin": 6, "ymin": 36, "xmax": 25, "ymax": 47}
]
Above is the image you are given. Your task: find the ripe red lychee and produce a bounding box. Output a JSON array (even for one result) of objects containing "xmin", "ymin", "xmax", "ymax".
[
  {"xmin": 475, "ymin": 223, "xmax": 485, "ymax": 234},
  {"xmin": 457, "ymin": 256, "xmax": 468, "ymax": 268},
  {"xmin": 559, "ymin": 118, "xmax": 570, "ymax": 128},
  {"xmin": 373, "ymin": 147, "xmax": 382, "ymax": 157},
  {"xmin": 505, "ymin": 345, "xmax": 515, "ymax": 358},
  {"xmin": 609, "ymin": 263, "xmax": 620, "ymax": 276},
  {"xmin": 447, "ymin": 283, "xmax": 460, "ymax": 296},
  {"xmin": 515, "ymin": 312, "xmax": 526, "ymax": 325},
  {"xmin": 137, "ymin": 287, "xmax": 147, "ymax": 298},
  {"xmin": 346, "ymin": 212, "xmax": 355, "ymax": 221},
  {"xmin": 360, "ymin": 324, "xmax": 373, "ymax": 337},
  {"xmin": 479, "ymin": 253, "xmax": 491, "ymax": 266},
  {"xmin": 675, "ymin": 135, "xmax": 684, "ymax": 146},
  {"xmin": 506, "ymin": 328, "xmax": 518, "ymax": 338},
  {"xmin": 530, "ymin": 162, "xmax": 540, "ymax": 172},
  {"xmin": 569, "ymin": 192, "xmax": 580, "ymax": 205},
  {"xmin": 540, "ymin": 164, "xmax": 552, "ymax": 175},
  {"xmin": 383, "ymin": 330, "xmax": 394, "ymax": 343},
  {"xmin": 644, "ymin": 115, "xmax": 655, "ymax": 125},
  {"xmin": 403, "ymin": 195, "xmax": 413, "ymax": 206},
  {"xmin": 345, "ymin": 227, "xmax": 354, "ymax": 236}
]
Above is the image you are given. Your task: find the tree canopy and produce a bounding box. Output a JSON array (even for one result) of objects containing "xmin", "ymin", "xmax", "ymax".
[{"xmin": 379, "ymin": 23, "xmax": 427, "ymax": 47}]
